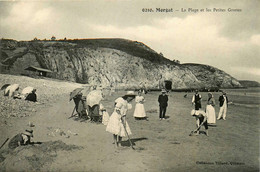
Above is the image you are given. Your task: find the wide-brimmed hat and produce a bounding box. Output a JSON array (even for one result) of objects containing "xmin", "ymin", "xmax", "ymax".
[
  {"xmin": 161, "ymin": 89, "xmax": 167, "ymax": 93},
  {"xmin": 23, "ymin": 129, "xmax": 33, "ymax": 137},
  {"xmin": 125, "ymin": 91, "xmax": 136, "ymax": 97}
]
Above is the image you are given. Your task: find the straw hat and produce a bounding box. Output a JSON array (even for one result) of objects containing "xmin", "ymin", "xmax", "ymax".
[
  {"xmin": 23, "ymin": 129, "xmax": 33, "ymax": 137},
  {"xmin": 125, "ymin": 91, "xmax": 136, "ymax": 97}
]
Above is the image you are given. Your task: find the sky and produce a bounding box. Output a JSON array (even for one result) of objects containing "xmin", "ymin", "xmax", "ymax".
[{"xmin": 0, "ymin": 0, "xmax": 259, "ymax": 82}]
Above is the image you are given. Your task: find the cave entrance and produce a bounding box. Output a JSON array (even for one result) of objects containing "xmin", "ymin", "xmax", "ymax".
[{"xmin": 164, "ymin": 80, "xmax": 172, "ymax": 91}]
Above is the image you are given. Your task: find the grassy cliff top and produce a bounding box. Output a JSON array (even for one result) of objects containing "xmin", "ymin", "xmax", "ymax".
[{"xmin": 1, "ymin": 38, "xmax": 178, "ymax": 65}]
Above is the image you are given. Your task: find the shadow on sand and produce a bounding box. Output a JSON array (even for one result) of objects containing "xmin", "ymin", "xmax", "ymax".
[
  {"xmin": 70, "ymin": 116, "xmax": 94, "ymax": 123},
  {"xmin": 120, "ymin": 137, "xmax": 148, "ymax": 147},
  {"xmin": 207, "ymin": 124, "xmax": 217, "ymax": 127}
]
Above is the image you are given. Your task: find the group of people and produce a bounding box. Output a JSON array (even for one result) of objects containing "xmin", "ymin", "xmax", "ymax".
[
  {"xmin": 3, "ymin": 84, "xmax": 37, "ymax": 102},
  {"xmin": 71, "ymin": 89, "xmax": 110, "ymax": 124},
  {"xmin": 6, "ymin": 87, "xmax": 229, "ymax": 150},
  {"xmin": 105, "ymin": 89, "xmax": 170, "ymax": 147},
  {"xmin": 191, "ymin": 90, "xmax": 229, "ymax": 136},
  {"xmin": 105, "ymin": 88, "xmax": 230, "ymax": 147}
]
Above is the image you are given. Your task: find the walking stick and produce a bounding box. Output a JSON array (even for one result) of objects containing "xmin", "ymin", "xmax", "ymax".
[
  {"xmin": 121, "ymin": 117, "xmax": 135, "ymax": 150},
  {"xmin": 189, "ymin": 121, "xmax": 205, "ymax": 136},
  {"xmin": 0, "ymin": 138, "xmax": 9, "ymax": 149}
]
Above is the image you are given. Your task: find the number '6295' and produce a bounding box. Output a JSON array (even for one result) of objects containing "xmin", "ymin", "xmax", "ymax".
[{"xmin": 142, "ymin": 8, "xmax": 154, "ymax": 12}]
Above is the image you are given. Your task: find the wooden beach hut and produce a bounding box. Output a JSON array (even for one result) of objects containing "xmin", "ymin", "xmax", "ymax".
[{"xmin": 24, "ymin": 66, "xmax": 53, "ymax": 77}]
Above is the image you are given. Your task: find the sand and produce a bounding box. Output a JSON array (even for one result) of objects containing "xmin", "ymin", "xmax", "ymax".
[{"xmin": 0, "ymin": 74, "xmax": 259, "ymax": 172}]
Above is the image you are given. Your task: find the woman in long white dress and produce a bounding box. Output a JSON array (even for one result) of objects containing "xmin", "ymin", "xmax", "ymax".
[
  {"xmin": 206, "ymin": 92, "xmax": 216, "ymax": 124},
  {"xmin": 133, "ymin": 90, "xmax": 147, "ymax": 120},
  {"xmin": 106, "ymin": 91, "xmax": 135, "ymax": 147}
]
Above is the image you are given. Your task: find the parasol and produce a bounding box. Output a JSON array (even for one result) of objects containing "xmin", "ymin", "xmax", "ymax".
[
  {"xmin": 21, "ymin": 86, "xmax": 34, "ymax": 95},
  {"xmin": 4, "ymin": 84, "xmax": 19, "ymax": 97},
  {"xmin": 69, "ymin": 88, "xmax": 84, "ymax": 101},
  {"xmin": 1, "ymin": 84, "xmax": 10, "ymax": 90},
  {"xmin": 86, "ymin": 90, "xmax": 104, "ymax": 107}
]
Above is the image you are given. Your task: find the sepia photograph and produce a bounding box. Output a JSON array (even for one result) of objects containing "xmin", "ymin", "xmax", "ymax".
[{"xmin": 0, "ymin": 0, "xmax": 259, "ymax": 171}]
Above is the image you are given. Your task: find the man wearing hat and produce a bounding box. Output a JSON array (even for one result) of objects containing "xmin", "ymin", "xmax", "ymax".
[
  {"xmin": 192, "ymin": 90, "xmax": 202, "ymax": 110},
  {"xmin": 191, "ymin": 109, "xmax": 209, "ymax": 136},
  {"xmin": 106, "ymin": 91, "xmax": 136, "ymax": 147},
  {"xmin": 217, "ymin": 91, "xmax": 229, "ymax": 120},
  {"xmin": 8, "ymin": 129, "xmax": 33, "ymax": 149},
  {"xmin": 158, "ymin": 89, "xmax": 168, "ymax": 120}
]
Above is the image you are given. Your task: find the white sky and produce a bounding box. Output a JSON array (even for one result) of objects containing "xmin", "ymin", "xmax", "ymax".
[{"xmin": 0, "ymin": 0, "xmax": 259, "ymax": 82}]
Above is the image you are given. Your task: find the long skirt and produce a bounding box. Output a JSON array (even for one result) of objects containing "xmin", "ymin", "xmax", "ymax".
[
  {"xmin": 206, "ymin": 105, "xmax": 216, "ymax": 124},
  {"xmin": 133, "ymin": 103, "xmax": 146, "ymax": 118},
  {"xmin": 106, "ymin": 111, "xmax": 132, "ymax": 137}
]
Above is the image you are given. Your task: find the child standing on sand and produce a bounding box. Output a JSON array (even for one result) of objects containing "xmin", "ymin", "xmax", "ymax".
[{"xmin": 106, "ymin": 91, "xmax": 136, "ymax": 147}]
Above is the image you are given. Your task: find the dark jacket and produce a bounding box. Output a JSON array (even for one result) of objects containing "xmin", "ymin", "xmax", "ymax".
[
  {"xmin": 219, "ymin": 95, "xmax": 228, "ymax": 107},
  {"xmin": 194, "ymin": 94, "xmax": 201, "ymax": 104},
  {"xmin": 25, "ymin": 93, "xmax": 37, "ymax": 102},
  {"xmin": 158, "ymin": 94, "xmax": 168, "ymax": 107}
]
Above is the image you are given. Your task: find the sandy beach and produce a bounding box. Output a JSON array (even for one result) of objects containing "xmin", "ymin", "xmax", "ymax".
[{"xmin": 0, "ymin": 74, "xmax": 259, "ymax": 172}]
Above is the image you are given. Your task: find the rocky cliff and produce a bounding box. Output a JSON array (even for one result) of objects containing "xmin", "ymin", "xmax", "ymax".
[{"xmin": 0, "ymin": 38, "xmax": 242, "ymax": 89}]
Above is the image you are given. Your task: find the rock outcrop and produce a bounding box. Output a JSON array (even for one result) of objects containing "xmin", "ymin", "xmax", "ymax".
[{"xmin": 0, "ymin": 38, "xmax": 242, "ymax": 89}]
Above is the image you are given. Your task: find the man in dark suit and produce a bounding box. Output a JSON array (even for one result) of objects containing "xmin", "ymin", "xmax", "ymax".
[
  {"xmin": 158, "ymin": 89, "xmax": 168, "ymax": 120},
  {"xmin": 192, "ymin": 90, "xmax": 202, "ymax": 110},
  {"xmin": 217, "ymin": 91, "xmax": 228, "ymax": 120}
]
